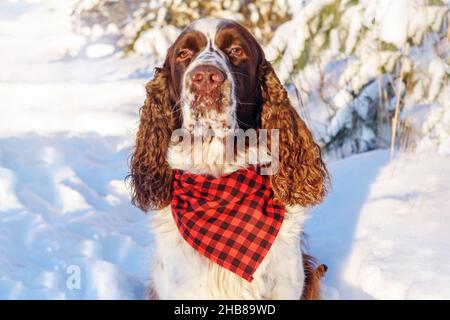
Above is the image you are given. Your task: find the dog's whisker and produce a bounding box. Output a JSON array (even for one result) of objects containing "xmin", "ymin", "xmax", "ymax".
[{"xmin": 229, "ymin": 71, "xmax": 249, "ymax": 78}]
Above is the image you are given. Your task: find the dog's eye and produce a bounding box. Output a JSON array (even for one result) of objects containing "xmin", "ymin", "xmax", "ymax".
[
  {"xmin": 177, "ymin": 49, "xmax": 192, "ymax": 60},
  {"xmin": 228, "ymin": 46, "xmax": 243, "ymax": 57}
]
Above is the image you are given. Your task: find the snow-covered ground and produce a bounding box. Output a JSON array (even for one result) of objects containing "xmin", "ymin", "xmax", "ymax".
[
  {"xmin": 0, "ymin": 0, "xmax": 149, "ymax": 137},
  {"xmin": 307, "ymin": 150, "xmax": 450, "ymax": 299},
  {"xmin": 0, "ymin": 0, "xmax": 151, "ymax": 299},
  {"xmin": 0, "ymin": 0, "xmax": 449, "ymax": 299}
]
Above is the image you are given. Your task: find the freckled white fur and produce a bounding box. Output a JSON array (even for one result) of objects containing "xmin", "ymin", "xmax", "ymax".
[
  {"xmin": 168, "ymin": 136, "xmax": 272, "ymax": 177},
  {"xmin": 181, "ymin": 18, "xmax": 237, "ymax": 133},
  {"xmin": 148, "ymin": 19, "xmax": 308, "ymax": 300}
]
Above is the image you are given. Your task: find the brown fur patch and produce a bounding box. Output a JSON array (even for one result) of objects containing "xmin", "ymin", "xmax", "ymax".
[
  {"xmin": 144, "ymin": 286, "xmax": 159, "ymax": 300},
  {"xmin": 301, "ymin": 253, "xmax": 328, "ymax": 300}
]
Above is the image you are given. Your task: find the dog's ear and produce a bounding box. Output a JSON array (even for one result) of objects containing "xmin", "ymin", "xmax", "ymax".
[
  {"xmin": 258, "ymin": 58, "xmax": 329, "ymax": 207},
  {"xmin": 128, "ymin": 63, "xmax": 177, "ymax": 212}
]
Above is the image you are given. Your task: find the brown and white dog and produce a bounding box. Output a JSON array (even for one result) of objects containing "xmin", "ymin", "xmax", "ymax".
[{"xmin": 129, "ymin": 18, "xmax": 329, "ymax": 300}]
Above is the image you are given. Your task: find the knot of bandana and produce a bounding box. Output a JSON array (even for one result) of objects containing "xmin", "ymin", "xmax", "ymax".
[{"xmin": 171, "ymin": 166, "xmax": 284, "ymax": 282}]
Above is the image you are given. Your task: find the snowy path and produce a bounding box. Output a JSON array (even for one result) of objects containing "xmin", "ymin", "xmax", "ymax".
[{"xmin": 1, "ymin": 0, "xmax": 449, "ymax": 299}]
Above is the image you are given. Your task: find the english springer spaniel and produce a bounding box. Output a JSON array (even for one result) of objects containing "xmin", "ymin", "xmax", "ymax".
[{"xmin": 129, "ymin": 18, "xmax": 329, "ymax": 300}]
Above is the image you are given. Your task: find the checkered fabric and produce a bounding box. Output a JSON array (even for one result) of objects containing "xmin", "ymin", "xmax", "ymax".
[{"xmin": 171, "ymin": 166, "xmax": 284, "ymax": 282}]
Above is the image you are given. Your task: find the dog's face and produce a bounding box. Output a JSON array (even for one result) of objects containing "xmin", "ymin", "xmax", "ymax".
[{"xmin": 165, "ymin": 18, "xmax": 263, "ymax": 132}]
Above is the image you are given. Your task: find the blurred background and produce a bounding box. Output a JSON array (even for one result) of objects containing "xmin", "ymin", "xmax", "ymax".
[{"xmin": 0, "ymin": 0, "xmax": 449, "ymax": 299}]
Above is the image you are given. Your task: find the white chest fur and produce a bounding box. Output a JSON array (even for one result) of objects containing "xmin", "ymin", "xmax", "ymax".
[{"xmin": 149, "ymin": 205, "xmax": 308, "ymax": 299}]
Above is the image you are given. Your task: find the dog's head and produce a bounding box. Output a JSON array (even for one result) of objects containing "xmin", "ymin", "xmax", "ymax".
[
  {"xmin": 129, "ymin": 18, "xmax": 328, "ymax": 211},
  {"xmin": 165, "ymin": 18, "xmax": 264, "ymax": 133}
]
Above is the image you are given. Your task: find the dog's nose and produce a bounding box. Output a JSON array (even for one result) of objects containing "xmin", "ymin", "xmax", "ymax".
[{"xmin": 190, "ymin": 65, "xmax": 225, "ymax": 92}]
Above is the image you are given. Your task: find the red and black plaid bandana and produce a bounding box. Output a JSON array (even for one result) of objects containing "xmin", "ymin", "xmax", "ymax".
[{"xmin": 171, "ymin": 166, "xmax": 284, "ymax": 282}]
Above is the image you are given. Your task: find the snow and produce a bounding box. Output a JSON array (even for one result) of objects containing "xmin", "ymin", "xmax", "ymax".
[
  {"xmin": 0, "ymin": 168, "xmax": 24, "ymax": 212},
  {"xmin": 85, "ymin": 43, "xmax": 115, "ymax": 58},
  {"xmin": 377, "ymin": 0, "xmax": 409, "ymax": 48},
  {"xmin": 0, "ymin": 135, "xmax": 152, "ymax": 299},
  {"xmin": 307, "ymin": 150, "xmax": 450, "ymax": 299},
  {"xmin": 268, "ymin": 0, "xmax": 449, "ymax": 158},
  {"xmin": 1, "ymin": 0, "xmax": 449, "ymax": 300},
  {"xmin": 0, "ymin": 0, "xmax": 151, "ymax": 299},
  {"xmin": 0, "ymin": 0, "xmax": 150, "ymax": 137},
  {"xmin": 134, "ymin": 25, "xmax": 180, "ymax": 58}
]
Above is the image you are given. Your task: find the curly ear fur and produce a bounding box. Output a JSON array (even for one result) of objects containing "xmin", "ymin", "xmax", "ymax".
[
  {"xmin": 259, "ymin": 60, "xmax": 329, "ymax": 207},
  {"xmin": 128, "ymin": 67, "xmax": 177, "ymax": 211}
]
